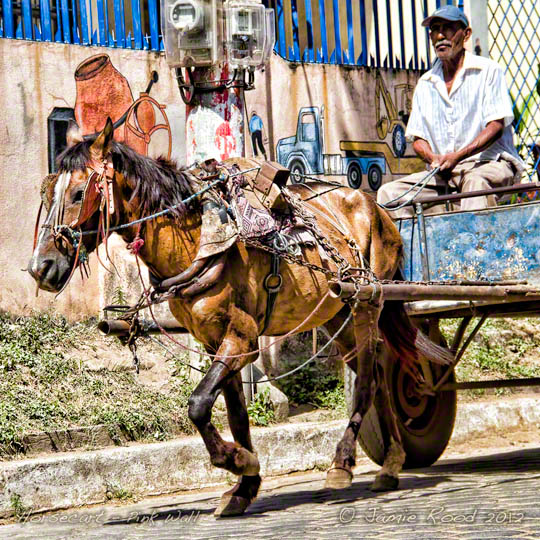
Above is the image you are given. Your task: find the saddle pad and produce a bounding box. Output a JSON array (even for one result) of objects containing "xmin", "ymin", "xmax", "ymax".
[{"xmin": 233, "ymin": 192, "xmax": 278, "ymax": 239}]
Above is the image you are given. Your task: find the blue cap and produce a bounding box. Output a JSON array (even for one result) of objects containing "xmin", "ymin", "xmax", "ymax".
[{"xmin": 422, "ymin": 5, "xmax": 469, "ymax": 28}]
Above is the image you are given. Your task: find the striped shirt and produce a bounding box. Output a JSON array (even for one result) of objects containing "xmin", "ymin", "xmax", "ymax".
[{"xmin": 406, "ymin": 52, "xmax": 522, "ymax": 165}]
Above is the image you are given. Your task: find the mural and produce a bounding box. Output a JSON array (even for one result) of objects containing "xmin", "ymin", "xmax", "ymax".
[
  {"xmin": 245, "ymin": 57, "xmax": 425, "ymax": 192},
  {"xmin": 69, "ymin": 54, "xmax": 172, "ymax": 160}
]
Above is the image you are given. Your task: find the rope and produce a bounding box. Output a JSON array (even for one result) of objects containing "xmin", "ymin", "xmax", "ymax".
[
  {"xmin": 376, "ymin": 167, "xmax": 441, "ymax": 211},
  {"xmin": 148, "ymin": 307, "xmax": 354, "ymax": 385},
  {"xmin": 65, "ymin": 166, "xmax": 261, "ymax": 237}
]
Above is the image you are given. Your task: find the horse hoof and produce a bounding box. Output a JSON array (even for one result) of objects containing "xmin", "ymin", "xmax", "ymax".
[
  {"xmin": 324, "ymin": 468, "xmax": 353, "ymax": 489},
  {"xmin": 371, "ymin": 473, "xmax": 399, "ymax": 492},
  {"xmin": 214, "ymin": 495, "xmax": 252, "ymax": 518}
]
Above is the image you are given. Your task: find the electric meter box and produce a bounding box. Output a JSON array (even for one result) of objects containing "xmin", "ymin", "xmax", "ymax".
[
  {"xmin": 161, "ymin": 0, "xmax": 223, "ymax": 67},
  {"xmin": 224, "ymin": 1, "xmax": 272, "ymax": 69}
]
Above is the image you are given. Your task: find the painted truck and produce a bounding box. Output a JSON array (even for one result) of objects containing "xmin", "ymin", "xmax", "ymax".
[{"xmin": 276, "ymin": 105, "xmax": 424, "ymax": 191}]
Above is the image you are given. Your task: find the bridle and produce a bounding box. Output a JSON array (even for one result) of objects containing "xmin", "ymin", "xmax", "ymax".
[{"xmin": 33, "ymin": 156, "xmax": 119, "ymax": 293}]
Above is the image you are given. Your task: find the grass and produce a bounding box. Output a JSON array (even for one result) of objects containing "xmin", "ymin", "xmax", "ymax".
[
  {"xmin": 0, "ymin": 310, "xmax": 196, "ymax": 457},
  {"xmin": 247, "ymin": 388, "xmax": 275, "ymax": 426},
  {"xmin": 439, "ymin": 317, "xmax": 540, "ymax": 398}
]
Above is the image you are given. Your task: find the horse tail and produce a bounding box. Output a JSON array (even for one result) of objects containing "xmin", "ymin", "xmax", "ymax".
[{"xmin": 378, "ymin": 270, "xmax": 453, "ymax": 371}]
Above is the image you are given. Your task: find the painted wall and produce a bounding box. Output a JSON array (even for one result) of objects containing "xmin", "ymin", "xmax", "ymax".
[
  {"xmin": 0, "ymin": 39, "xmax": 187, "ymax": 319},
  {"xmin": 244, "ymin": 53, "xmax": 424, "ymax": 189}
]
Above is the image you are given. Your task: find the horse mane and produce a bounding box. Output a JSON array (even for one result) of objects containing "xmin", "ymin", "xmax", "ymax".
[{"xmin": 57, "ymin": 140, "xmax": 195, "ymax": 218}]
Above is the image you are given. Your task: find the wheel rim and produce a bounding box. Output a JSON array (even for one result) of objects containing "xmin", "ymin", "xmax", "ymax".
[
  {"xmin": 347, "ymin": 166, "xmax": 362, "ymax": 189},
  {"xmin": 290, "ymin": 164, "xmax": 304, "ymax": 183},
  {"xmin": 392, "ymin": 366, "xmax": 442, "ymax": 437},
  {"xmin": 368, "ymin": 167, "xmax": 382, "ymax": 190},
  {"xmin": 392, "ymin": 125, "xmax": 406, "ymax": 157}
]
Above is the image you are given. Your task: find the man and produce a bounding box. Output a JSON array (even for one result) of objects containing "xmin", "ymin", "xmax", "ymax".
[
  {"xmin": 249, "ymin": 111, "xmax": 267, "ymax": 160},
  {"xmin": 377, "ymin": 5, "xmax": 523, "ymax": 218}
]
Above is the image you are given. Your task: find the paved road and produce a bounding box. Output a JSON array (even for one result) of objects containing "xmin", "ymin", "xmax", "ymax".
[{"xmin": 3, "ymin": 443, "xmax": 540, "ymax": 539}]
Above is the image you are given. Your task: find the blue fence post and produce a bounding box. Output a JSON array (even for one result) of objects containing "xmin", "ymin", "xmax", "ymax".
[
  {"xmin": 21, "ymin": 0, "xmax": 32, "ymax": 39},
  {"xmin": 148, "ymin": 0, "xmax": 159, "ymax": 51},
  {"xmin": 59, "ymin": 0, "xmax": 72, "ymax": 42},
  {"xmin": 114, "ymin": 0, "xmax": 126, "ymax": 47},
  {"xmin": 344, "ymin": 0, "xmax": 353, "ymax": 64},
  {"xmin": 358, "ymin": 0, "xmax": 367, "ymax": 65},
  {"xmin": 3, "ymin": 0, "xmax": 14, "ymax": 38},
  {"xmin": 316, "ymin": 0, "xmax": 328, "ymax": 62},
  {"xmin": 97, "ymin": 0, "xmax": 107, "ymax": 45},
  {"xmin": 385, "ymin": 0, "xmax": 393, "ymax": 68},
  {"xmin": 131, "ymin": 0, "xmax": 143, "ymax": 49},
  {"xmin": 331, "ymin": 0, "xmax": 341, "ymax": 63},
  {"xmin": 79, "ymin": 0, "xmax": 90, "ymax": 44},
  {"xmin": 303, "ymin": 0, "xmax": 314, "ymax": 62}
]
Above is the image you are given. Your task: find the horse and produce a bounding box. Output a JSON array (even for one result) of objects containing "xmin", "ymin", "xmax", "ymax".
[{"xmin": 28, "ymin": 118, "xmax": 450, "ymax": 517}]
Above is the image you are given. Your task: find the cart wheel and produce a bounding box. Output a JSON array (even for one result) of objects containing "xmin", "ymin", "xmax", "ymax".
[{"xmin": 358, "ymin": 352, "xmax": 457, "ymax": 469}]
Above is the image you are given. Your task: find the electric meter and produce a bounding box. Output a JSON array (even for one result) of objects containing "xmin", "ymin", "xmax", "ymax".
[
  {"xmin": 161, "ymin": 0, "xmax": 223, "ymax": 67},
  {"xmin": 224, "ymin": 1, "xmax": 270, "ymax": 69}
]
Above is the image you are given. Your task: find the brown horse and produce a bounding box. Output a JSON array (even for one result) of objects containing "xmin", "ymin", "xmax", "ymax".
[{"xmin": 28, "ymin": 119, "xmax": 448, "ymax": 516}]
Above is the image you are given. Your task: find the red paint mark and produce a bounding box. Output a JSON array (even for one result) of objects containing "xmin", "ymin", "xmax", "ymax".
[{"xmin": 215, "ymin": 122, "xmax": 237, "ymax": 160}]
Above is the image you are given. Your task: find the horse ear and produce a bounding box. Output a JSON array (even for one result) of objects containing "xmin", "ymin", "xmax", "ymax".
[
  {"xmin": 90, "ymin": 117, "xmax": 114, "ymax": 160},
  {"xmin": 66, "ymin": 120, "xmax": 84, "ymax": 147}
]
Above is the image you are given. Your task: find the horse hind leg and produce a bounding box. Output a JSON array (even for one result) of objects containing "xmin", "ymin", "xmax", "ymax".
[{"xmin": 370, "ymin": 360, "xmax": 406, "ymax": 491}]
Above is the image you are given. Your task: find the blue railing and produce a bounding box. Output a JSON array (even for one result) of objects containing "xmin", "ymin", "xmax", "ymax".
[
  {"xmin": 0, "ymin": 0, "xmax": 462, "ymax": 66},
  {"xmin": 0, "ymin": 0, "xmax": 162, "ymax": 50},
  {"xmin": 273, "ymin": 0, "xmax": 463, "ymax": 69}
]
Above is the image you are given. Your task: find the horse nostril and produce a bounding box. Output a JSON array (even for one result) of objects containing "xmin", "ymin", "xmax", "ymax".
[{"xmin": 33, "ymin": 258, "xmax": 55, "ymax": 281}]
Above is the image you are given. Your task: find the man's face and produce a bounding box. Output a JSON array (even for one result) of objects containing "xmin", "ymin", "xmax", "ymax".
[{"xmin": 429, "ymin": 19, "xmax": 471, "ymax": 61}]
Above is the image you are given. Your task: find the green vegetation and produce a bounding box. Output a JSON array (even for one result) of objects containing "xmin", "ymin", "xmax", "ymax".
[
  {"xmin": 277, "ymin": 330, "xmax": 346, "ymax": 413},
  {"xmin": 9, "ymin": 494, "xmax": 29, "ymax": 521},
  {"xmin": 247, "ymin": 388, "xmax": 275, "ymax": 426},
  {"xmin": 440, "ymin": 317, "xmax": 540, "ymax": 398},
  {"xmin": 0, "ymin": 311, "xmax": 195, "ymax": 457}
]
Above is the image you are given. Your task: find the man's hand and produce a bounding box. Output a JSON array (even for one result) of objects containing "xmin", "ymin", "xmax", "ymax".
[{"xmin": 431, "ymin": 151, "xmax": 461, "ymax": 172}]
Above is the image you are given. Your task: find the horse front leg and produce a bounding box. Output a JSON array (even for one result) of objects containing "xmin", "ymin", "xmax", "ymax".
[{"xmin": 188, "ymin": 317, "xmax": 260, "ymax": 517}]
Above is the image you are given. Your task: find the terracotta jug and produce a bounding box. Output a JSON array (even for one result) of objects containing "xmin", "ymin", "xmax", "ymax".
[{"xmin": 74, "ymin": 54, "xmax": 140, "ymax": 153}]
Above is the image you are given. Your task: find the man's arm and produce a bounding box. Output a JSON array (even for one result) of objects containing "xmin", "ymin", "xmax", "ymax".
[{"xmin": 413, "ymin": 119, "xmax": 505, "ymax": 173}]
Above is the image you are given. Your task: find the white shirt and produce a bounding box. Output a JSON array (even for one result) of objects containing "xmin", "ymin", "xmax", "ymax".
[{"xmin": 406, "ymin": 52, "xmax": 523, "ymax": 166}]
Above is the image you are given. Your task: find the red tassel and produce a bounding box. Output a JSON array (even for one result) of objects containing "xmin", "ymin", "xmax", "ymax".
[{"xmin": 128, "ymin": 236, "xmax": 145, "ymax": 256}]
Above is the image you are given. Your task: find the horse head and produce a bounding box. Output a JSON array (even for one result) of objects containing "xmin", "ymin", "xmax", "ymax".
[
  {"xmin": 28, "ymin": 118, "xmax": 117, "ymax": 292},
  {"xmin": 29, "ymin": 117, "xmax": 198, "ymax": 294}
]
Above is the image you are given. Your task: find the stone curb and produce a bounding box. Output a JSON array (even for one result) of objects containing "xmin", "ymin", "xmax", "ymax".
[{"xmin": 1, "ymin": 397, "xmax": 539, "ymax": 517}]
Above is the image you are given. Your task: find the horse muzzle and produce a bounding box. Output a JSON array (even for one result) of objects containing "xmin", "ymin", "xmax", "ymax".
[{"xmin": 27, "ymin": 253, "xmax": 73, "ymax": 292}]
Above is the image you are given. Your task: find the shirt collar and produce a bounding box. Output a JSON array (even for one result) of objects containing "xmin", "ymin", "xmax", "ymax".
[{"xmin": 425, "ymin": 51, "xmax": 483, "ymax": 82}]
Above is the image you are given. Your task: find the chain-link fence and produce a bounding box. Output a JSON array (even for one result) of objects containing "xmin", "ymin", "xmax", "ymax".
[{"xmin": 489, "ymin": 1, "xmax": 540, "ymax": 181}]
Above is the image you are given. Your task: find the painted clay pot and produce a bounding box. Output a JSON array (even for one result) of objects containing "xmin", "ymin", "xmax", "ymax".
[{"xmin": 74, "ymin": 54, "xmax": 134, "ymax": 147}]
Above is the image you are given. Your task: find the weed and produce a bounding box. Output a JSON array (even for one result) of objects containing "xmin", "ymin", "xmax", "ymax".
[
  {"xmin": 105, "ymin": 483, "xmax": 134, "ymax": 501},
  {"xmin": 10, "ymin": 493, "xmax": 30, "ymax": 521},
  {"xmin": 247, "ymin": 388, "xmax": 275, "ymax": 426}
]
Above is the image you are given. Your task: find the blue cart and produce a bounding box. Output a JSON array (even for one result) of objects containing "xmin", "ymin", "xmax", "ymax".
[{"xmin": 356, "ymin": 182, "xmax": 540, "ymax": 468}]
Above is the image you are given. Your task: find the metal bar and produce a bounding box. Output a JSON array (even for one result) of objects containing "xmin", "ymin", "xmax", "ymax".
[
  {"xmin": 415, "ymin": 202, "xmax": 430, "ymax": 281},
  {"xmin": 358, "ymin": 0, "xmax": 367, "ymax": 65},
  {"xmin": 331, "ymin": 0, "xmax": 341, "ymax": 63},
  {"xmin": 388, "ymin": 182, "xmax": 540, "ymax": 209},
  {"xmin": 3, "ymin": 0, "xmax": 14, "ymax": 38},
  {"xmin": 79, "ymin": 0, "xmax": 90, "ymax": 44},
  {"xmin": 147, "ymin": 0, "xmax": 159, "ymax": 50},
  {"xmin": 344, "ymin": 0, "xmax": 353, "ymax": 63},
  {"xmin": 98, "ymin": 319, "xmax": 189, "ymax": 336},
  {"xmin": 433, "ymin": 313, "xmax": 488, "ymax": 393},
  {"xmin": 329, "ymin": 281, "xmax": 540, "ymax": 302},
  {"xmin": 303, "ymin": 0, "xmax": 314, "ymax": 61},
  {"xmin": 398, "ymin": 0, "xmax": 405, "ymax": 68},
  {"xmin": 385, "ymin": 0, "xmax": 393, "ymax": 68},
  {"xmin": 411, "ymin": 0, "xmax": 418, "ymax": 70},
  {"xmin": 40, "ymin": 0, "xmax": 53, "ymax": 41},
  {"xmin": 21, "ymin": 0, "xmax": 32, "ymax": 39},
  {"xmin": 277, "ymin": 0, "xmax": 287, "ymax": 58},
  {"xmin": 450, "ymin": 315, "xmax": 472, "ymax": 354},
  {"xmin": 407, "ymin": 299, "xmax": 540, "ymax": 319},
  {"xmin": 97, "ymin": 0, "xmax": 106, "ymax": 45},
  {"xmin": 131, "ymin": 0, "xmax": 142, "ymax": 49},
  {"xmin": 59, "ymin": 0, "xmax": 71, "ymax": 42},
  {"xmin": 114, "ymin": 0, "xmax": 126, "ymax": 47},
  {"xmin": 372, "ymin": 0, "xmax": 380, "ymax": 67},
  {"xmin": 441, "ymin": 377, "xmax": 540, "ymax": 391},
  {"xmin": 317, "ymin": 0, "xmax": 328, "ymax": 62}
]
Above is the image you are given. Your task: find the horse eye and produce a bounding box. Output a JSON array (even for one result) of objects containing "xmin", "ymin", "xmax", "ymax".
[{"xmin": 72, "ymin": 189, "xmax": 84, "ymax": 203}]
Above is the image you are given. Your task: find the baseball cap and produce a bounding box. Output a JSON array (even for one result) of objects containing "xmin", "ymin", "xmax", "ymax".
[{"xmin": 421, "ymin": 5, "xmax": 469, "ymax": 28}]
